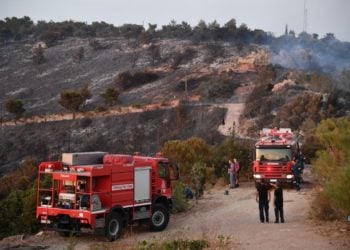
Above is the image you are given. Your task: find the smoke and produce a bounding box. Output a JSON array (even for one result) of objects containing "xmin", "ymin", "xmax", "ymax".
[{"xmin": 269, "ymin": 39, "xmax": 350, "ymax": 73}]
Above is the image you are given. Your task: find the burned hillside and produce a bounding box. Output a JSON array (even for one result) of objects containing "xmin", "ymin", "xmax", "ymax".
[{"xmin": 1, "ymin": 17, "xmax": 350, "ymax": 174}]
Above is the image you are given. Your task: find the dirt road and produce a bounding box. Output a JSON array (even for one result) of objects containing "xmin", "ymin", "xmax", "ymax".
[
  {"xmin": 1, "ymin": 166, "xmax": 349, "ymax": 250},
  {"xmin": 217, "ymin": 103, "xmax": 245, "ymax": 136}
]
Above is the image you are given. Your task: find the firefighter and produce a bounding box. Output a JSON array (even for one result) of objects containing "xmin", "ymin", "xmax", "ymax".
[
  {"xmin": 256, "ymin": 181, "xmax": 271, "ymax": 223},
  {"xmin": 273, "ymin": 182, "xmax": 284, "ymax": 223},
  {"xmin": 292, "ymin": 160, "xmax": 303, "ymax": 191}
]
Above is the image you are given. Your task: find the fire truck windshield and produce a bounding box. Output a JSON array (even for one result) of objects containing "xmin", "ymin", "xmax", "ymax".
[{"xmin": 256, "ymin": 148, "xmax": 292, "ymax": 162}]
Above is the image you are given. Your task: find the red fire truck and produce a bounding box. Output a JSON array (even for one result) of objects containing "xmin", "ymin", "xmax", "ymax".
[
  {"xmin": 253, "ymin": 128, "xmax": 298, "ymax": 184},
  {"xmin": 36, "ymin": 152, "xmax": 179, "ymax": 241}
]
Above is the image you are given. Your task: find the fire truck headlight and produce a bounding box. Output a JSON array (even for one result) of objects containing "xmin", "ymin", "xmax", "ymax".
[
  {"xmin": 253, "ymin": 174, "xmax": 261, "ymax": 179},
  {"xmin": 286, "ymin": 174, "xmax": 294, "ymax": 179}
]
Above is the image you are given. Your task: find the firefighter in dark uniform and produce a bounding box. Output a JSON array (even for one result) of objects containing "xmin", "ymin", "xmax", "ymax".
[
  {"xmin": 273, "ymin": 182, "xmax": 284, "ymax": 223},
  {"xmin": 292, "ymin": 159, "xmax": 303, "ymax": 191},
  {"xmin": 256, "ymin": 181, "xmax": 270, "ymax": 223}
]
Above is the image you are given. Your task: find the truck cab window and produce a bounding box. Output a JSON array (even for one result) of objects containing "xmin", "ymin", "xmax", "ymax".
[{"xmin": 158, "ymin": 162, "xmax": 168, "ymax": 178}]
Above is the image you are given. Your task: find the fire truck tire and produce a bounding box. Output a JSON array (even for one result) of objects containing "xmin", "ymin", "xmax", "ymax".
[
  {"xmin": 105, "ymin": 212, "xmax": 123, "ymax": 241},
  {"xmin": 150, "ymin": 204, "xmax": 169, "ymax": 231}
]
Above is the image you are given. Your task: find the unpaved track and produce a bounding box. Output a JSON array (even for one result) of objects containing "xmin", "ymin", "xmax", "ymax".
[
  {"xmin": 2, "ymin": 165, "xmax": 348, "ymax": 250},
  {"xmin": 217, "ymin": 103, "xmax": 244, "ymax": 136}
]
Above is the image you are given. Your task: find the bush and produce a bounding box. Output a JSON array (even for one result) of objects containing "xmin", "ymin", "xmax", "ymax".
[
  {"xmin": 162, "ymin": 137, "xmax": 212, "ymax": 197},
  {"xmin": 171, "ymin": 181, "xmax": 188, "ymax": 213},
  {"xmin": 212, "ymin": 138, "xmax": 251, "ymax": 180},
  {"xmin": 115, "ymin": 70, "xmax": 159, "ymax": 90},
  {"xmin": 0, "ymin": 187, "xmax": 40, "ymax": 239},
  {"xmin": 5, "ymin": 99, "xmax": 25, "ymax": 119},
  {"xmin": 59, "ymin": 85, "xmax": 91, "ymax": 118},
  {"xmin": 169, "ymin": 48, "xmax": 196, "ymax": 69},
  {"xmin": 0, "ymin": 156, "xmax": 37, "ymax": 198},
  {"xmin": 40, "ymin": 31, "xmax": 61, "ymax": 46},
  {"xmin": 310, "ymin": 191, "xmax": 339, "ymax": 220},
  {"xmin": 312, "ymin": 117, "xmax": 350, "ymax": 219},
  {"xmin": 192, "ymin": 162, "xmax": 206, "ymax": 198},
  {"xmin": 100, "ymin": 87, "xmax": 119, "ymax": 106},
  {"xmin": 136, "ymin": 239, "xmax": 208, "ymax": 250},
  {"xmin": 200, "ymin": 79, "xmax": 240, "ymax": 100},
  {"xmin": 273, "ymin": 93, "xmax": 322, "ymax": 130}
]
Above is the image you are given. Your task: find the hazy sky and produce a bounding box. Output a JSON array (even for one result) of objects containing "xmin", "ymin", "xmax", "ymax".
[{"xmin": 1, "ymin": 0, "xmax": 349, "ymax": 41}]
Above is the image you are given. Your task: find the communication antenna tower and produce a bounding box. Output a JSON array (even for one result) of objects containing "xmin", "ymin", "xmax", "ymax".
[{"xmin": 303, "ymin": 0, "xmax": 308, "ymax": 32}]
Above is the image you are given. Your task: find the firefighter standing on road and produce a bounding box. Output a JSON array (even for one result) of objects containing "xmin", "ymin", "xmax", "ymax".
[
  {"xmin": 273, "ymin": 182, "xmax": 285, "ymax": 223},
  {"xmin": 292, "ymin": 160, "xmax": 304, "ymax": 191},
  {"xmin": 256, "ymin": 182, "xmax": 270, "ymax": 223}
]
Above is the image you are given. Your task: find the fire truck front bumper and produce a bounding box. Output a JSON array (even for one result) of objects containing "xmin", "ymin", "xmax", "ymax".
[{"xmin": 253, "ymin": 174, "xmax": 294, "ymax": 183}]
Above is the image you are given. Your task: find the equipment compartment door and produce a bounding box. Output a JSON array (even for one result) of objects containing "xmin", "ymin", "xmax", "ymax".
[{"xmin": 134, "ymin": 167, "xmax": 151, "ymax": 203}]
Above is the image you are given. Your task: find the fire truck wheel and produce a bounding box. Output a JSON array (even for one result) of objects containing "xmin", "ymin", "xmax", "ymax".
[
  {"xmin": 105, "ymin": 212, "xmax": 122, "ymax": 241},
  {"xmin": 150, "ymin": 204, "xmax": 169, "ymax": 231}
]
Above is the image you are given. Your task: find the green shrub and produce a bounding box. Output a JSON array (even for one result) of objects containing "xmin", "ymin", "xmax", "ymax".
[
  {"xmin": 115, "ymin": 70, "xmax": 159, "ymax": 90},
  {"xmin": 310, "ymin": 191, "xmax": 339, "ymax": 220},
  {"xmin": 212, "ymin": 138, "xmax": 251, "ymax": 180},
  {"xmin": 135, "ymin": 239, "xmax": 208, "ymax": 250},
  {"xmin": 5, "ymin": 99, "xmax": 25, "ymax": 119},
  {"xmin": 100, "ymin": 87, "xmax": 119, "ymax": 106},
  {"xmin": 191, "ymin": 162, "xmax": 206, "ymax": 198},
  {"xmin": 200, "ymin": 79, "xmax": 240, "ymax": 100},
  {"xmin": 312, "ymin": 117, "xmax": 350, "ymax": 219},
  {"xmin": 171, "ymin": 181, "xmax": 188, "ymax": 213}
]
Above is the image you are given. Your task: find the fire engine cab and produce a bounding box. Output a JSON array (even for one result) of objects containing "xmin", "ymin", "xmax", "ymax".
[
  {"xmin": 36, "ymin": 152, "xmax": 179, "ymax": 241},
  {"xmin": 253, "ymin": 128, "xmax": 298, "ymax": 184}
]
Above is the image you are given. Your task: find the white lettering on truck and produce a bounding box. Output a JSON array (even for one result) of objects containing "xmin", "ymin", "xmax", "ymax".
[{"xmin": 112, "ymin": 184, "xmax": 134, "ymax": 191}]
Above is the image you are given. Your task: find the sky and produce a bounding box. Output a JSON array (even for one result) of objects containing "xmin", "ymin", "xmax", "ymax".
[{"xmin": 1, "ymin": 0, "xmax": 350, "ymax": 42}]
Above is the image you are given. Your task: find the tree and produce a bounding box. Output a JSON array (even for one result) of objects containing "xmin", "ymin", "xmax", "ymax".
[
  {"xmin": 147, "ymin": 23, "xmax": 157, "ymax": 34},
  {"xmin": 59, "ymin": 90, "xmax": 84, "ymax": 118},
  {"xmin": 212, "ymin": 138, "xmax": 251, "ymax": 179},
  {"xmin": 224, "ymin": 18, "xmax": 237, "ymax": 35},
  {"xmin": 162, "ymin": 137, "xmax": 212, "ymax": 198},
  {"xmin": 312, "ymin": 117, "xmax": 350, "ymax": 219},
  {"xmin": 162, "ymin": 137, "xmax": 212, "ymax": 177},
  {"xmin": 32, "ymin": 44, "xmax": 45, "ymax": 64},
  {"xmin": 5, "ymin": 99, "xmax": 25, "ymax": 119},
  {"xmin": 0, "ymin": 191, "xmax": 24, "ymax": 238},
  {"xmin": 59, "ymin": 85, "xmax": 91, "ymax": 118},
  {"xmin": 100, "ymin": 87, "xmax": 119, "ymax": 106}
]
